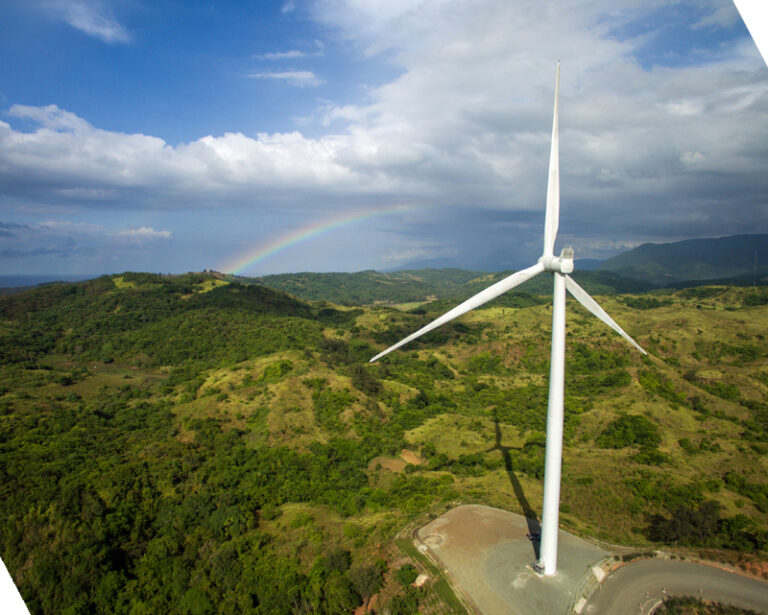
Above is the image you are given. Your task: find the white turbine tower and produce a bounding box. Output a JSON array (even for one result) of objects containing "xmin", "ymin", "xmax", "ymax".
[{"xmin": 370, "ymin": 63, "xmax": 646, "ymax": 576}]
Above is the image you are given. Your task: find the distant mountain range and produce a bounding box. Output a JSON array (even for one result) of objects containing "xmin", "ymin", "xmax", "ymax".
[
  {"xmin": 389, "ymin": 234, "xmax": 768, "ymax": 284},
  {"xmin": 596, "ymin": 234, "xmax": 768, "ymax": 286},
  {"xmin": 242, "ymin": 234, "xmax": 767, "ymax": 305},
  {"xmin": 3, "ymin": 235, "xmax": 767, "ymax": 303}
]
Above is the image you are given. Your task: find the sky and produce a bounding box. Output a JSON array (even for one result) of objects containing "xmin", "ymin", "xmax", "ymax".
[{"xmin": 0, "ymin": 0, "xmax": 767, "ymax": 277}]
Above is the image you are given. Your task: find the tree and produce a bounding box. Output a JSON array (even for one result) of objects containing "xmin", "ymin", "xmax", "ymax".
[
  {"xmin": 323, "ymin": 575, "xmax": 361, "ymax": 615},
  {"xmin": 348, "ymin": 565, "xmax": 382, "ymax": 609}
]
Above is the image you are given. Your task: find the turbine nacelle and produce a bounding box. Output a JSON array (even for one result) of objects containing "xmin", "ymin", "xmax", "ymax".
[{"xmin": 539, "ymin": 247, "xmax": 574, "ymax": 274}]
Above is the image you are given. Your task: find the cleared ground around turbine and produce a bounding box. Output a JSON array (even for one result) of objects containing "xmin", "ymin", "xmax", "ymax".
[
  {"xmin": 417, "ymin": 504, "xmax": 610, "ymax": 615},
  {"xmin": 416, "ymin": 505, "xmax": 768, "ymax": 615}
]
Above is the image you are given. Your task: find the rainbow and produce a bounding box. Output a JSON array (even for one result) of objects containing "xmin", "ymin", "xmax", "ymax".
[{"xmin": 221, "ymin": 203, "xmax": 418, "ymax": 275}]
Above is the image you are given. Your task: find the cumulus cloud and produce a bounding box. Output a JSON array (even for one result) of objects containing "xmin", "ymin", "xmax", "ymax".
[
  {"xmin": 9, "ymin": 103, "xmax": 93, "ymax": 131},
  {"xmin": 0, "ymin": 102, "xmax": 413, "ymax": 207},
  {"xmin": 248, "ymin": 71, "xmax": 323, "ymax": 87},
  {"xmin": 2, "ymin": 0, "xmax": 768, "ymax": 270}
]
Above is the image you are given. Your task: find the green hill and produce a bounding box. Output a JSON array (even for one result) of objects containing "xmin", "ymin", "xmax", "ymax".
[
  {"xmin": 246, "ymin": 234, "xmax": 768, "ymax": 305},
  {"xmin": 0, "ymin": 271, "xmax": 326, "ymax": 372},
  {"xmin": 460, "ymin": 268, "xmax": 654, "ymax": 297},
  {"xmin": 598, "ymin": 234, "xmax": 768, "ymax": 286},
  {"xmin": 245, "ymin": 267, "xmax": 653, "ymax": 307},
  {"xmin": 1, "ymin": 272, "xmax": 767, "ymax": 614},
  {"xmin": 242, "ymin": 268, "xmax": 484, "ymax": 305}
]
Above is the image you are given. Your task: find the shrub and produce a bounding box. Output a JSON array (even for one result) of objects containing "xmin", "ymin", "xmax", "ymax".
[
  {"xmin": 395, "ymin": 563, "xmax": 419, "ymax": 586},
  {"xmin": 325, "ymin": 548, "xmax": 352, "ymax": 574},
  {"xmin": 260, "ymin": 359, "xmax": 293, "ymax": 381},
  {"xmin": 646, "ymin": 500, "xmax": 722, "ymax": 546},
  {"xmin": 596, "ymin": 414, "xmax": 661, "ymax": 449}
]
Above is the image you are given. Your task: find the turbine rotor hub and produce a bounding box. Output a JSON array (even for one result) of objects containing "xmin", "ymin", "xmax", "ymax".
[{"xmin": 539, "ymin": 247, "xmax": 574, "ymax": 274}]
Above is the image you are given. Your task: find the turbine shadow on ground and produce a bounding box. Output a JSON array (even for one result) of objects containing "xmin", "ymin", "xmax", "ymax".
[{"xmin": 487, "ymin": 409, "xmax": 541, "ymax": 560}]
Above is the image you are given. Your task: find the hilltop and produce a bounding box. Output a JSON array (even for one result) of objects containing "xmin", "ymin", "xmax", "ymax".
[
  {"xmin": 597, "ymin": 234, "xmax": 768, "ymax": 286},
  {"xmin": 1, "ymin": 272, "xmax": 767, "ymax": 614}
]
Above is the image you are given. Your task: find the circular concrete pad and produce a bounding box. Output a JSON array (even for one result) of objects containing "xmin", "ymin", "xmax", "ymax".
[{"xmin": 417, "ymin": 505, "xmax": 609, "ymax": 615}]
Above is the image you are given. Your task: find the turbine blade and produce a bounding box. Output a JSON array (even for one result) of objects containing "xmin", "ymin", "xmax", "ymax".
[
  {"xmin": 543, "ymin": 61, "xmax": 560, "ymax": 258},
  {"xmin": 564, "ymin": 275, "xmax": 647, "ymax": 355},
  {"xmin": 370, "ymin": 262, "xmax": 545, "ymax": 362}
]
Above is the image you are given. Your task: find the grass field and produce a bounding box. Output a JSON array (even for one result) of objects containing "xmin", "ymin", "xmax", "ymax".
[{"xmin": 2, "ymin": 276, "xmax": 766, "ymax": 613}]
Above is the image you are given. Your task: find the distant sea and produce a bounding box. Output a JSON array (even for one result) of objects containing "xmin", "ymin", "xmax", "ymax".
[{"xmin": 0, "ymin": 274, "xmax": 96, "ymax": 289}]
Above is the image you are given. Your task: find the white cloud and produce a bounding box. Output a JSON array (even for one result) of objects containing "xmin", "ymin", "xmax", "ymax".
[
  {"xmin": 665, "ymin": 99, "xmax": 704, "ymax": 116},
  {"xmin": 65, "ymin": 2, "xmax": 130, "ymax": 43},
  {"xmin": 9, "ymin": 104, "xmax": 93, "ymax": 131},
  {"xmin": 26, "ymin": 220, "xmax": 170, "ymax": 240},
  {"xmin": 254, "ymin": 50, "xmax": 309, "ymax": 60},
  {"xmin": 2, "ymin": 0, "xmax": 767, "ymax": 266},
  {"xmin": 692, "ymin": 1, "xmax": 741, "ymax": 29},
  {"xmin": 248, "ymin": 70, "xmax": 323, "ymax": 87},
  {"xmin": 117, "ymin": 226, "xmax": 172, "ymax": 239},
  {"xmin": 41, "ymin": 0, "xmax": 132, "ymax": 44},
  {"xmin": 321, "ymin": 104, "xmax": 374, "ymax": 126},
  {"xmin": 681, "ymin": 151, "xmax": 705, "ymax": 167},
  {"xmin": 253, "ymin": 40, "xmax": 324, "ymax": 61},
  {"xmin": 0, "ymin": 104, "xmax": 375, "ymax": 203}
]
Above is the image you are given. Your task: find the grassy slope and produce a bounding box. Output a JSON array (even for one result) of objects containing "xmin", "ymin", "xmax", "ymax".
[
  {"xmin": 1, "ymin": 274, "xmax": 767, "ymax": 613},
  {"xmin": 381, "ymin": 288, "xmax": 768, "ymax": 542}
]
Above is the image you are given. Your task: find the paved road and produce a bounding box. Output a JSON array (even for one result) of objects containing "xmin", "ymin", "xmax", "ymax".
[{"xmin": 584, "ymin": 559, "xmax": 768, "ymax": 615}]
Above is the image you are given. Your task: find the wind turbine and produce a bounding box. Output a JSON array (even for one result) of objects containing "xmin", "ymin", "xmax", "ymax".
[{"xmin": 369, "ymin": 62, "xmax": 646, "ymax": 576}]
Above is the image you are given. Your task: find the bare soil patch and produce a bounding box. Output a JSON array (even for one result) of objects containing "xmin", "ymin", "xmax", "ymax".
[
  {"xmin": 369, "ymin": 456, "xmax": 407, "ymax": 472},
  {"xmin": 400, "ymin": 449, "xmax": 423, "ymax": 465},
  {"xmin": 369, "ymin": 449, "xmax": 423, "ymax": 472}
]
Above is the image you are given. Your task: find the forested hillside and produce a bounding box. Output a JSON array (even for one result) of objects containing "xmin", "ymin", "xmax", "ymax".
[
  {"xmin": 247, "ymin": 268, "xmax": 653, "ymax": 306},
  {"xmin": 597, "ymin": 234, "xmax": 768, "ymax": 286},
  {"xmin": 244, "ymin": 269, "xmax": 483, "ymax": 305},
  {"xmin": 1, "ymin": 272, "xmax": 767, "ymax": 614}
]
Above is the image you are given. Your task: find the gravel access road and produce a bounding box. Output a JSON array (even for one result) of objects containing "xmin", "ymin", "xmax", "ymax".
[{"xmin": 583, "ymin": 558, "xmax": 768, "ymax": 615}]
